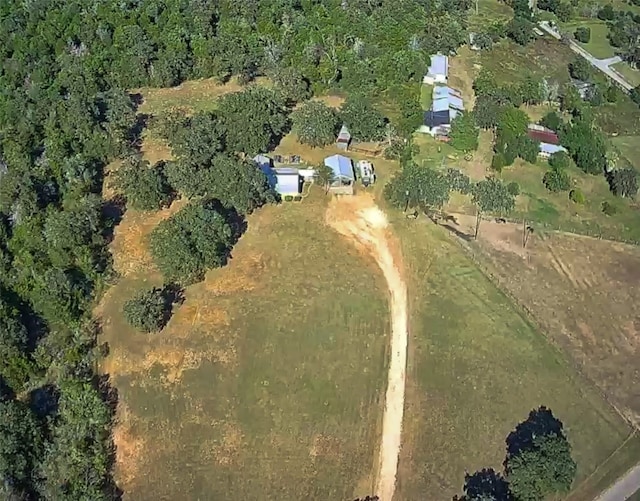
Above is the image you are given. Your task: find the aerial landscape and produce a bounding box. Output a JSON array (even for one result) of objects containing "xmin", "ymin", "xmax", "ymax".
[{"xmin": 0, "ymin": 0, "xmax": 639, "ymax": 500}]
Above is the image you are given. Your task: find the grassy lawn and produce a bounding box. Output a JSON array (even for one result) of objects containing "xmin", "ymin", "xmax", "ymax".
[
  {"xmin": 469, "ymin": 0, "xmax": 513, "ymax": 30},
  {"xmin": 612, "ymin": 61, "xmax": 640, "ymax": 87},
  {"xmin": 564, "ymin": 20, "xmax": 615, "ymax": 59},
  {"xmin": 478, "ymin": 38, "xmax": 574, "ymax": 85},
  {"xmin": 496, "ymin": 159, "xmax": 640, "ymax": 243},
  {"xmin": 612, "ymin": 135, "xmax": 640, "ymax": 170},
  {"xmin": 390, "ymin": 211, "xmax": 635, "ymax": 500},
  {"xmin": 420, "ymin": 83, "xmax": 433, "ymax": 111},
  {"xmin": 414, "ymin": 130, "xmax": 640, "ymax": 243},
  {"xmin": 566, "ymin": 432, "xmax": 640, "ymax": 500},
  {"xmin": 99, "ymin": 191, "xmax": 389, "ymax": 500}
]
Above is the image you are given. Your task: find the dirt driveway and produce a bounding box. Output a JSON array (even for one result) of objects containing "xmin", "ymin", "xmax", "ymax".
[{"xmin": 326, "ymin": 194, "xmax": 409, "ymax": 501}]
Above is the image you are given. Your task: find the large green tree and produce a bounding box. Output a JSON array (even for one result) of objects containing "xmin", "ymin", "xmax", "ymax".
[
  {"xmin": 471, "ymin": 177, "xmax": 516, "ymax": 238},
  {"xmin": 291, "ymin": 101, "xmax": 340, "ymax": 147},
  {"xmin": 450, "ymin": 112, "xmax": 480, "ymax": 152},
  {"xmin": 165, "ymin": 154, "xmax": 276, "ymax": 213},
  {"xmin": 123, "ymin": 287, "xmax": 168, "ymax": 333},
  {"xmin": 150, "ymin": 199, "xmax": 244, "ymax": 284},
  {"xmin": 0, "ymin": 400, "xmax": 43, "ymax": 496},
  {"xmin": 506, "ymin": 433, "xmax": 576, "ymax": 500},
  {"xmin": 39, "ymin": 381, "xmax": 115, "ymax": 500},
  {"xmin": 384, "ymin": 162, "xmax": 451, "ymax": 212},
  {"xmin": 114, "ymin": 157, "xmax": 174, "ymax": 211},
  {"xmin": 0, "ymin": 298, "xmax": 36, "ymax": 391},
  {"xmin": 218, "ymin": 86, "xmax": 289, "ymax": 155},
  {"xmin": 340, "ymin": 96, "xmax": 387, "ymax": 142}
]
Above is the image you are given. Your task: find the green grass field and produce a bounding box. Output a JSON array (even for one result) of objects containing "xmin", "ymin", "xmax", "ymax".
[
  {"xmin": 389, "ymin": 212, "xmax": 635, "ymax": 500},
  {"xmin": 613, "ymin": 135, "xmax": 640, "ymax": 170},
  {"xmin": 469, "ymin": 0, "xmax": 513, "ymax": 30},
  {"xmin": 564, "ymin": 21, "xmax": 615, "ymax": 59},
  {"xmin": 498, "ymin": 159, "xmax": 640, "ymax": 243},
  {"xmin": 478, "ymin": 38, "xmax": 574, "ymax": 85},
  {"xmin": 100, "ymin": 192, "xmax": 389, "ymax": 499},
  {"xmin": 612, "ymin": 61, "xmax": 640, "ymax": 87}
]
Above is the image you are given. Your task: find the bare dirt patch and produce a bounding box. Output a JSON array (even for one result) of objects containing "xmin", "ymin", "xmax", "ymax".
[
  {"xmin": 112, "ymin": 403, "xmax": 146, "ymax": 491},
  {"xmin": 326, "ymin": 193, "xmax": 408, "ymax": 501}
]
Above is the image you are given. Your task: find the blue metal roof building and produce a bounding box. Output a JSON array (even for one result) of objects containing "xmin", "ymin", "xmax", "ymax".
[
  {"xmin": 324, "ymin": 154, "xmax": 354, "ymax": 182},
  {"xmin": 539, "ymin": 142, "xmax": 568, "ymax": 158}
]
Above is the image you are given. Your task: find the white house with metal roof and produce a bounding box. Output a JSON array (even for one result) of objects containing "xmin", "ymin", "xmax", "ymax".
[
  {"xmin": 253, "ymin": 154, "xmax": 302, "ymax": 197},
  {"xmin": 324, "ymin": 154, "xmax": 355, "ymax": 195},
  {"xmin": 423, "ymin": 54, "xmax": 449, "ymax": 85}
]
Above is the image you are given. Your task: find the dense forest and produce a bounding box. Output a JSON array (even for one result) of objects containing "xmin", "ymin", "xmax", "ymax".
[{"xmin": 0, "ymin": 0, "xmax": 474, "ymax": 498}]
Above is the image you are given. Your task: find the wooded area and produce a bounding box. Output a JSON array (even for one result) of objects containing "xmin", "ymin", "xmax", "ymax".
[{"xmin": 0, "ymin": 0, "xmax": 474, "ymax": 498}]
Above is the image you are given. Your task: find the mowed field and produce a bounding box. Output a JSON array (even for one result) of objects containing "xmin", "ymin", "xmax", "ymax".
[
  {"xmin": 99, "ymin": 89, "xmax": 394, "ymax": 499},
  {"xmin": 388, "ymin": 210, "xmax": 636, "ymax": 500},
  {"xmin": 98, "ymin": 189, "xmax": 390, "ymax": 500}
]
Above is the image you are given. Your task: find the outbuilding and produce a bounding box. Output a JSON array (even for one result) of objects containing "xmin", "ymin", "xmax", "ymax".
[
  {"xmin": 336, "ymin": 124, "xmax": 351, "ymax": 151},
  {"xmin": 324, "ymin": 154, "xmax": 355, "ymax": 195}
]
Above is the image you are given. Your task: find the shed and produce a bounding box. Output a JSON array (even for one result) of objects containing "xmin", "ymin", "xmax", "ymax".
[
  {"xmin": 336, "ymin": 124, "xmax": 351, "ymax": 151},
  {"xmin": 539, "ymin": 143, "xmax": 567, "ymax": 159},
  {"xmin": 324, "ymin": 154, "xmax": 355, "ymax": 194}
]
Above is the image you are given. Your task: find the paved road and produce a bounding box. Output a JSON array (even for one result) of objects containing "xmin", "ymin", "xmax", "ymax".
[
  {"xmin": 594, "ymin": 463, "xmax": 640, "ymax": 501},
  {"xmin": 538, "ymin": 21, "xmax": 634, "ymax": 92}
]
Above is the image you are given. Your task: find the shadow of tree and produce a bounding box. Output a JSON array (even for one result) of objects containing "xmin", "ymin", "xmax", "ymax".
[
  {"xmin": 453, "ymin": 468, "xmax": 513, "ymax": 501},
  {"xmin": 453, "ymin": 406, "xmax": 568, "ymax": 500},
  {"xmin": 505, "ymin": 406, "xmax": 564, "ymax": 459}
]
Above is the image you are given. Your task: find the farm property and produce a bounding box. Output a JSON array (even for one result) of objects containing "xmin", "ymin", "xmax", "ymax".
[
  {"xmin": 391, "ymin": 212, "xmax": 636, "ymax": 500},
  {"xmin": 98, "ymin": 190, "xmax": 390, "ymax": 500}
]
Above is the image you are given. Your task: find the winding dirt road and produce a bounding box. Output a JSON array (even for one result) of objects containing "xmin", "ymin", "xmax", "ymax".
[{"xmin": 326, "ymin": 195, "xmax": 408, "ymax": 501}]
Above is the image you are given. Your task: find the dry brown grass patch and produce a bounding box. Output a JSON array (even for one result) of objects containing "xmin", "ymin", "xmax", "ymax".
[
  {"xmin": 205, "ymin": 423, "xmax": 245, "ymax": 466},
  {"xmin": 312, "ymin": 94, "xmax": 345, "ymax": 109},
  {"xmin": 204, "ymin": 251, "xmax": 266, "ymax": 296},
  {"xmin": 110, "ymin": 199, "xmax": 187, "ymax": 276},
  {"xmin": 113, "ymin": 403, "xmax": 146, "ymax": 489},
  {"xmin": 469, "ymin": 227, "xmax": 640, "ymax": 425}
]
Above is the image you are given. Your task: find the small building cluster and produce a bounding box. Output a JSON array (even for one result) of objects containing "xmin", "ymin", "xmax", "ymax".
[
  {"xmin": 526, "ymin": 124, "xmax": 568, "ymax": 159},
  {"xmin": 419, "ymin": 54, "xmax": 466, "ymax": 140},
  {"xmin": 253, "ymin": 153, "xmax": 370, "ymax": 197}
]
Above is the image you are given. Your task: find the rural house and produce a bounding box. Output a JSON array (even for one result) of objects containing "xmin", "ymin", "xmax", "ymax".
[
  {"xmin": 420, "ymin": 85, "xmax": 464, "ymax": 139},
  {"xmin": 324, "ymin": 154, "xmax": 355, "ymax": 195},
  {"xmin": 423, "ymin": 54, "xmax": 448, "ymax": 85},
  {"xmin": 336, "ymin": 124, "xmax": 351, "ymax": 151},
  {"xmin": 527, "ymin": 124, "xmax": 568, "ymax": 159},
  {"xmin": 253, "ymin": 154, "xmax": 302, "ymax": 197}
]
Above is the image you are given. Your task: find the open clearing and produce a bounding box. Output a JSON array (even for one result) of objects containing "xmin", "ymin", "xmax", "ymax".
[
  {"xmin": 390, "ymin": 212, "xmax": 636, "ymax": 500},
  {"xmin": 98, "ymin": 181, "xmax": 390, "ymax": 498},
  {"xmin": 132, "ymin": 77, "xmax": 271, "ymax": 115},
  {"xmin": 100, "ymin": 75, "xmax": 640, "ymax": 499},
  {"xmin": 563, "ymin": 21, "xmax": 616, "ymax": 59}
]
